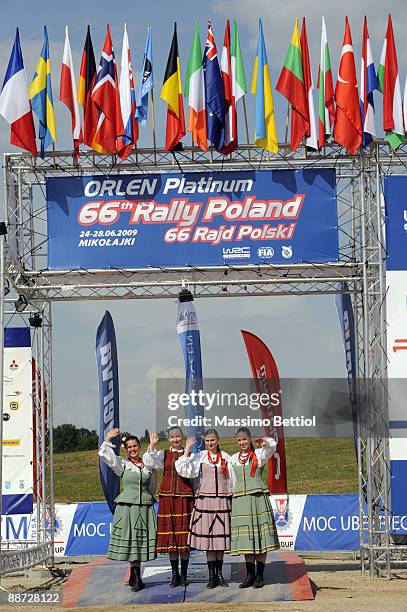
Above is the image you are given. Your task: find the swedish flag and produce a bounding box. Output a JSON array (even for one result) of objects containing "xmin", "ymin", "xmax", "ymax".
[{"xmin": 29, "ymin": 26, "xmax": 56, "ymax": 157}]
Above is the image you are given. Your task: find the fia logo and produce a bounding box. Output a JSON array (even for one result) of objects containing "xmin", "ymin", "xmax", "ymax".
[
  {"xmin": 257, "ymin": 246, "xmax": 274, "ymax": 259},
  {"xmin": 281, "ymin": 245, "xmax": 293, "ymax": 259}
]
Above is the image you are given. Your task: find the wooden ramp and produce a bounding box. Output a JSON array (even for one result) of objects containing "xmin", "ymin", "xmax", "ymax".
[{"xmin": 63, "ymin": 551, "xmax": 313, "ymax": 607}]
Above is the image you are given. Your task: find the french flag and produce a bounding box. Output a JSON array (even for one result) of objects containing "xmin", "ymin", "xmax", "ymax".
[
  {"xmin": 360, "ymin": 16, "xmax": 377, "ymax": 147},
  {"xmin": 0, "ymin": 28, "xmax": 37, "ymax": 155}
]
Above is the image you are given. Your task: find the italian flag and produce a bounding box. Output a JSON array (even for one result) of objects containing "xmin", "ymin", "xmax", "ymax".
[
  {"xmin": 377, "ymin": 15, "xmax": 404, "ymax": 150},
  {"xmin": 276, "ymin": 19, "xmax": 309, "ymax": 151},
  {"xmin": 185, "ymin": 22, "xmax": 207, "ymax": 151},
  {"xmin": 231, "ymin": 20, "xmax": 247, "ymax": 104},
  {"xmin": 317, "ymin": 17, "xmax": 335, "ymax": 150}
]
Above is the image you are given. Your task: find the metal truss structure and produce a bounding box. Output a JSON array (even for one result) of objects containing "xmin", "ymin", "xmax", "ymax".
[{"xmin": 0, "ymin": 141, "xmax": 406, "ymax": 578}]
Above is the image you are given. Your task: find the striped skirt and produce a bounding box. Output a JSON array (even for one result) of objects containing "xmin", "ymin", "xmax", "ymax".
[
  {"xmin": 188, "ymin": 495, "xmax": 232, "ymax": 552},
  {"xmin": 230, "ymin": 493, "xmax": 280, "ymax": 556},
  {"xmin": 108, "ymin": 502, "xmax": 157, "ymax": 562},
  {"xmin": 156, "ymin": 495, "xmax": 194, "ymax": 554}
]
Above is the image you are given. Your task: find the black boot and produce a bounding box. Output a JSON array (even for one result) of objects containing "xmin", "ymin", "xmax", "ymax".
[
  {"xmin": 170, "ymin": 558, "xmax": 181, "ymax": 587},
  {"xmin": 180, "ymin": 558, "xmax": 189, "ymax": 586},
  {"xmin": 128, "ymin": 565, "xmax": 137, "ymax": 587},
  {"xmin": 253, "ymin": 561, "xmax": 265, "ymax": 588},
  {"xmin": 216, "ymin": 559, "xmax": 228, "ymax": 587},
  {"xmin": 206, "ymin": 561, "xmax": 219, "ymax": 589},
  {"xmin": 131, "ymin": 565, "xmax": 145, "ymax": 592},
  {"xmin": 239, "ymin": 562, "xmax": 255, "ymax": 588}
]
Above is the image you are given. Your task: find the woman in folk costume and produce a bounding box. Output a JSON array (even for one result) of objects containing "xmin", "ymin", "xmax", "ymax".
[
  {"xmin": 98, "ymin": 427, "xmax": 157, "ymax": 592},
  {"xmin": 175, "ymin": 428, "xmax": 232, "ymax": 589},
  {"xmin": 229, "ymin": 427, "xmax": 280, "ymax": 588},
  {"xmin": 143, "ymin": 427, "xmax": 194, "ymax": 587}
]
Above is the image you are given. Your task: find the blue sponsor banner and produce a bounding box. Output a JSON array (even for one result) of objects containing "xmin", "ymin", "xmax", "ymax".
[
  {"xmin": 384, "ymin": 176, "xmax": 407, "ymax": 271},
  {"xmin": 96, "ymin": 311, "xmax": 120, "ymax": 514},
  {"xmin": 176, "ymin": 298, "xmax": 205, "ymax": 453},
  {"xmin": 46, "ymin": 169, "xmax": 338, "ymax": 270}
]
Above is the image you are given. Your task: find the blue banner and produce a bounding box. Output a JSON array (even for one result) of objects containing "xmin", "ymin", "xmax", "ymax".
[
  {"xmin": 384, "ymin": 176, "xmax": 407, "ymax": 271},
  {"xmin": 176, "ymin": 297, "xmax": 204, "ymax": 453},
  {"xmin": 335, "ymin": 284, "xmax": 358, "ymax": 453},
  {"xmin": 46, "ymin": 168, "xmax": 338, "ymax": 270},
  {"xmin": 96, "ymin": 311, "xmax": 120, "ymax": 514}
]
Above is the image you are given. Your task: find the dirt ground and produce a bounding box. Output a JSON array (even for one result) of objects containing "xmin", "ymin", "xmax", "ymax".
[{"xmin": 1, "ymin": 557, "xmax": 407, "ymax": 612}]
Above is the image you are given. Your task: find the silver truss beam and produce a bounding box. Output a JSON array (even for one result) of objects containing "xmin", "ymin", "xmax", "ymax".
[{"xmin": 1, "ymin": 141, "xmax": 404, "ymax": 578}]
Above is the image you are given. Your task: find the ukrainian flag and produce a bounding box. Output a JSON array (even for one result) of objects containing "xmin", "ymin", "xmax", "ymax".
[
  {"xmin": 29, "ymin": 26, "xmax": 56, "ymax": 157},
  {"xmin": 251, "ymin": 19, "xmax": 278, "ymax": 153}
]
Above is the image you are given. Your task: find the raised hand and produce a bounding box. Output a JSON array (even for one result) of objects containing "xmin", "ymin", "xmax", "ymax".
[
  {"xmin": 106, "ymin": 427, "xmax": 120, "ymax": 443},
  {"xmin": 185, "ymin": 436, "xmax": 196, "ymax": 452},
  {"xmin": 149, "ymin": 431, "xmax": 159, "ymax": 448}
]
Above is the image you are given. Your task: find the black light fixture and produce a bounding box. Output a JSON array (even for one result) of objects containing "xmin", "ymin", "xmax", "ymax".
[
  {"xmin": 29, "ymin": 312, "xmax": 42, "ymax": 328},
  {"xmin": 14, "ymin": 294, "xmax": 28, "ymax": 313},
  {"xmin": 0, "ymin": 222, "xmax": 7, "ymax": 236},
  {"xmin": 178, "ymin": 288, "xmax": 194, "ymax": 302}
]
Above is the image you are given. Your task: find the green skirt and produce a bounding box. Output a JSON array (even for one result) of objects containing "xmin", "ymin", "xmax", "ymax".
[
  {"xmin": 230, "ymin": 493, "xmax": 280, "ymax": 556},
  {"xmin": 108, "ymin": 503, "xmax": 157, "ymax": 562}
]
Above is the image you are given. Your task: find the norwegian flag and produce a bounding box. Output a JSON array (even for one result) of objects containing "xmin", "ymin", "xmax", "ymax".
[
  {"xmin": 119, "ymin": 23, "xmax": 138, "ymax": 159},
  {"xmin": 220, "ymin": 20, "xmax": 237, "ymax": 154},
  {"xmin": 91, "ymin": 25, "xmax": 124, "ymax": 155}
]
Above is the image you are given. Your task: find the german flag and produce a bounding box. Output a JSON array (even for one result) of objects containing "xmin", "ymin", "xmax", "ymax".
[
  {"xmin": 78, "ymin": 25, "xmax": 96, "ymax": 113},
  {"xmin": 161, "ymin": 23, "xmax": 186, "ymax": 151}
]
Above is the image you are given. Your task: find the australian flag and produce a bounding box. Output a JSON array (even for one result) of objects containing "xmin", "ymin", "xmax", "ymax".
[{"xmin": 203, "ymin": 20, "xmax": 225, "ymax": 151}]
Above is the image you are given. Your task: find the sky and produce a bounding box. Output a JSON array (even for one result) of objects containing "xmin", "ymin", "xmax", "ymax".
[{"xmin": 1, "ymin": 0, "xmax": 405, "ymax": 434}]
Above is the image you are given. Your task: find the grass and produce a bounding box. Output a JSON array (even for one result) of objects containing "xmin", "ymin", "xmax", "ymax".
[{"xmin": 53, "ymin": 437, "xmax": 358, "ymax": 503}]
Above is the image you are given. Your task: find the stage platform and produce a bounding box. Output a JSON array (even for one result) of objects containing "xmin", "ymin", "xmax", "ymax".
[{"xmin": 62, "ymin": 551, "xmax": 313, "ymax": 607}]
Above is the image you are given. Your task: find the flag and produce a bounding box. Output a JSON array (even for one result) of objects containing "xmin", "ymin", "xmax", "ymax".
[
  {"xmin": 0, "ymin": 28, "xmax": 37, "ymax": 155},
  {"xmin": 119, "ymin": 23, "xmax": 138, "ymax": 159},
  {"xmin": 160, "ymin": 23, "xmax": 186, "ymax": 152},
  {"xmin": 360, "ymin": 16, "xmax": 377, "ymax": 147},
  {"xmin": 377, "ymin": 15, "xmax": 404, "ymax": 150},
  {"xmin": 231, "ymin": 20, "xmax": 247, "ymax": 105},
  {"xmin": 96, "ymin": 311, "xmax": 120, "ymax": 514},
  {"xmin": 29, "ymin": 26, "xmax": 56, "ymax": 157},
  {"xmin": 276, "ymin": 19, "xmax": 309, "ymax": 151},
  {"xmin": 300, "ymin": 18, "xmax": 317, "ymax": 150},
  {"xmin": 90, "ymin": 25, "xmax": 124, "ymax": 155},
  {"xmin": 78, "ymin": 25, "xmax": 96, "ymax": 113},
  {"xmin": 251, "ymin": 18, "xmax": 278, "ymax": 153},
  {"xmin": 203, "ymin": 20, "xmax": 225, "ymax": 152},
  {"xmin": 403, "ymin": 76, "xmax": 407, "ymax": 134},
  {"xmin": 333, "ymin": 17, "xmax": 362, "ymax": 155},
  {"xmin": 176, "ymin": 290, "xmax": 205, "ymax": 454},
  {"xmin": 60, "ymin": 26, "xmax": 82, "ymax": 157},
  {"xmin": 241, "ymin": 330, "xmax": 288, "ymax": 495},
  {"xmin": 220, "ymin": 20, "xmax": 236, "ymax": 154},
  {"xmin": 185, "ymin": 22, "xmax": 207, "ymax": 151},
  {"xmin": 136, "ymin": 28, "xmax": 153, "ymax": 126},
  {"xmin": 317, "ymin": 17, "xmax": 335, "ymax": 150}
]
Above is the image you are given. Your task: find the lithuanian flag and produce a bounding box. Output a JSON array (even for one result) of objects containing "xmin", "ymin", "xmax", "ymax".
[
  {"xmin": 161, "ymin": 23, "xmax": 186, "ymax": 152},
  {"xmin": 276, "ymin": 19, "xmax": 309, "ymax": 151}
]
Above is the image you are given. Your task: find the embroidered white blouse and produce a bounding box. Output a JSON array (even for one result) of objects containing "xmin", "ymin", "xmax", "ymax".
[
  {"xmin": 143, "ymin": 447, "xmax": 185, "ymax": 470},
  {"xmin": 98, "ymin": 440, "xmax": 156, "ymax": 495}
]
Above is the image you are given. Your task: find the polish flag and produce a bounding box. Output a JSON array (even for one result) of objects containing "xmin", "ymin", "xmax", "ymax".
[{"xmin": 60, "ymin": 26, "xmax": 83, "ymax": 157}]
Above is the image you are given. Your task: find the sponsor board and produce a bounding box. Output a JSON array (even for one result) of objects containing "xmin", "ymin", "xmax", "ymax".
[
  {"xmin": 46, "ymin": 169, "xmax": 338, "ymax": 270},
  {"xmin": 3, "ymin": 495, "xmax": 406, "ymax": 556}
]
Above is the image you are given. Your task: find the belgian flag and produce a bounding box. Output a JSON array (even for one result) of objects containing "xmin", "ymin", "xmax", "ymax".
[
  {"xmin": 161, "ymin": 23, "xmax": 186, "ymax": 151},
  {"xmin": 77, "ymin": 25, "xmax": 96, "ymax": 113}
]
